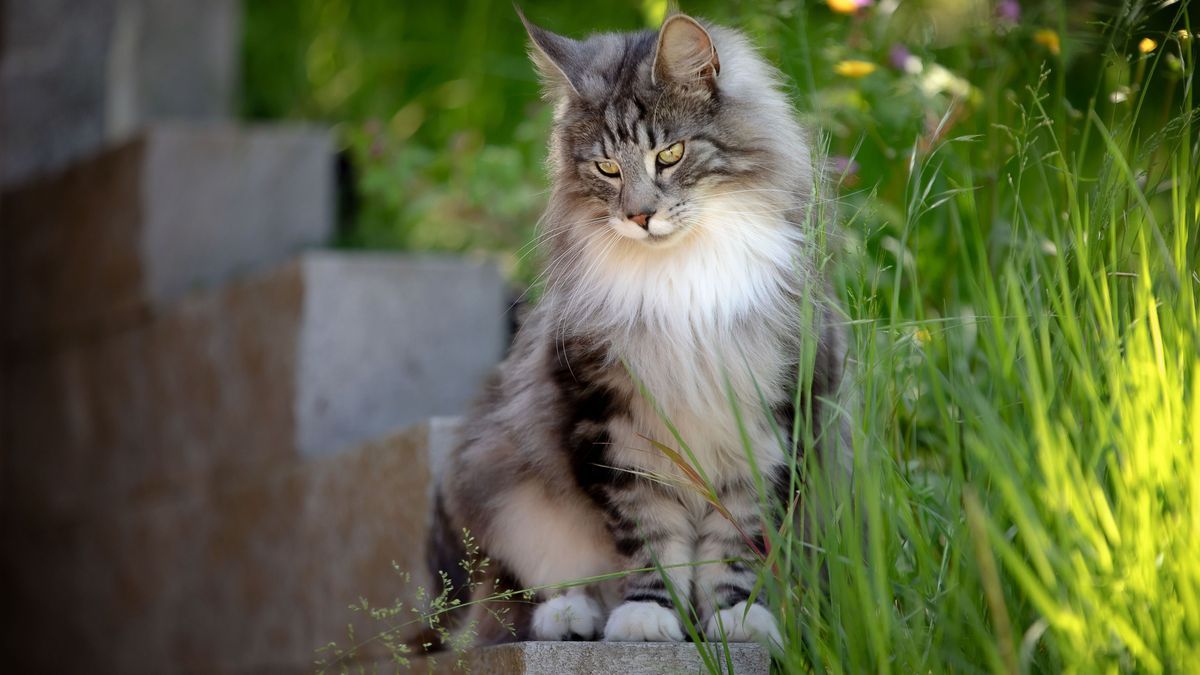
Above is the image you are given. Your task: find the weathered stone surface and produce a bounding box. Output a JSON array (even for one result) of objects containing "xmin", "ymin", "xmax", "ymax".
[
  {"xmin": 1, "ymin": 254, "xmax": 504, "ymax": 520},
  {"xmin": 1, "ymin": 0, "xmax": 240, "ymax": 186},
  {"xmin": 296, "ymin": 257, "xmax": 505, "ymax": 457},
  {"xmin": 1, "ymin": 422, "xmax": 435, "ymax": 674},
  {"xmin": 416, "ymin": 641, "xmax": 772, "ymax": 674},
  {"xmin": 2, "ymin": 260, "xmax": 305, "ymax": 521},
  {"xmin": 427, "ymin": 416, "xmax": 464, "ymax": 490},
  {"xmin": 1, "ymin": 123, "xmax": 333, "ymax": 343}
]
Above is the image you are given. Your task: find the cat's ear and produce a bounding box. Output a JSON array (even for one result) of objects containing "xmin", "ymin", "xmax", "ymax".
[
  {"xmin": 516, "ymin": 6, "xmax": 589, "ymax": 100},
  {"xmin": 653, "ymin": 14, "xmax": 720, "ymax": 92}
]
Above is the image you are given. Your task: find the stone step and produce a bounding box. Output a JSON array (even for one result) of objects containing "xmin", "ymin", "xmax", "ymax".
[
  {"xmin": 458, "ymin": 641, "xmax": 771, "ymax": 675},
  {"xmin": 3, "ymin": 414, "xmax": 773, "ymax": 673},
  {"xmin": 1, "ymin": 0, "xmax": 239, "ymax": 186},
  {"xmin": 1, "ymin": 122, "xmax": 333, "ymax": 344},
  {"xmin": 2, "ymin": 420, "xmax": 440, "ymax": 674},
  {"xmin": 2, "ymin": 253, "xmax": 505, "ymax": 521}
]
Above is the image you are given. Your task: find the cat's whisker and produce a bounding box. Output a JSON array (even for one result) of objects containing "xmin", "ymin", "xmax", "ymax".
[
  {"xmin": 511, "ymin": 226, "xmax": 615, "ymax": 310},
  {"xmin": 515, "ymin": 216, "xmax": 609, "ymax": 261},
  {"xmin": 535, "ymin": 230, "xmax": 608, "ymax": 290}
]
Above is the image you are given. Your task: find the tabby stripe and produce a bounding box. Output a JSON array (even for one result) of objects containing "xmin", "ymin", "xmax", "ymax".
[{"xmin": 623, "ymin": 592, "xmax": 674, "ymax": 608}]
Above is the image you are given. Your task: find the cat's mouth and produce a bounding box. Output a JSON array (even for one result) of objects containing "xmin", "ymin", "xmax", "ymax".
[{"xmin": 609, "ymin": 217, "xmax": 691, "ymax": 246}]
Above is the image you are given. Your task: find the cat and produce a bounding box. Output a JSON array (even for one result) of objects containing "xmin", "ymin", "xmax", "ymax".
[{"xmin": 433, "ymin": 9, "xmax": 850, "ymax": 647}]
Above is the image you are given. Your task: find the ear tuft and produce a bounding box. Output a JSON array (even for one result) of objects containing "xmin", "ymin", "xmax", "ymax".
[
  {"xmin": 653, "ymin": 14, "xmax": 720, "ymax": 90},
  {"xmin": 516, "ymin": 6, "xmax": 586, "ymax": 100}
]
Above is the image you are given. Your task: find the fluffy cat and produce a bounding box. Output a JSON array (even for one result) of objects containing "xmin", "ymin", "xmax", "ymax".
[{"xmin": 434, "ymin": 10, "xmax": 850, "ymax": 646}]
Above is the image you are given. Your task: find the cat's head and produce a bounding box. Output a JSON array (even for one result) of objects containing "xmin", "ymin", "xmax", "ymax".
[{"xmin": 520, "ymin": 10, "xmax": 810, "ymax": 248}]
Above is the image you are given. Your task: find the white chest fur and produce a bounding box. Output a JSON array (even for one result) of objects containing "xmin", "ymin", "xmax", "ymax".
[{"xmin": 566, "ymin": 208, "xmax": 807, "ymax": 484}]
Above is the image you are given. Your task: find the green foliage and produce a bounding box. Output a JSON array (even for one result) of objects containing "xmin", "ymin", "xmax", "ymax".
[
  {"xmin": 761, "ymin": 2, "xmax": 1199, "ymax": 673},
  {"xmin": 242, "ymin": 0, "xmax": 682, "ymax": 276}
]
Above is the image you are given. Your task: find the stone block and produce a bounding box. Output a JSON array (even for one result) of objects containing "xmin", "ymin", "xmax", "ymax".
[
  {"xmin": 418, "ymin": 641, "xmax": 772, "ymax": 674},
  {"xmin": 295, "ymin": 256, "xmax": 505, "ymax": 457},
  {"xmin": 1, "ymin": 254, "xmax": 504, "ymax": 520},
  {"xmin": 1, "ymin": 421, "xmax": 436, "ymax": 673},
  {"xmin": 1, "ymin": 0, "xmax": 240, "ymax": 186},
  {"xmin": 1, "ymin": 123, "xmax": 334, "ymax": 343},
  {"xmin": 427, "ymin": 416, "xmax": 464, "ymax": 490}
]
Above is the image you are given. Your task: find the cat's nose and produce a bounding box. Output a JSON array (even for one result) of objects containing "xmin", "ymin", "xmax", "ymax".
[{"xmin": 627, "ymin": 210, "xmax": 655, "ymax": 229}]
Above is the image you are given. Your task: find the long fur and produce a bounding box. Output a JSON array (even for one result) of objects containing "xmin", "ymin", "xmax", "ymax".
[{"xmin": 429, "ymin": 12, "xmax": 850, "ymax": 647}]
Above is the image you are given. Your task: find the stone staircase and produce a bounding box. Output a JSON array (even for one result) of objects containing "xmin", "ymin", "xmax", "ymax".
[
  {"xmin": 0, "ymin": 3, "xmax": 770, "ymax": 673},
  {"xmin": 0, "ymin": 127, "xmax": 505, "ymax": 670}
]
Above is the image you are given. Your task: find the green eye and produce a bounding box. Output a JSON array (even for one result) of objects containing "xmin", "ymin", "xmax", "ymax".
[
  {"xmin": 596, "ymin": 160, "xmax": 621, "ymax": 177},
  {"xmin": 656, "ymin": 141, "xmax": 685, "ymax": 167}
]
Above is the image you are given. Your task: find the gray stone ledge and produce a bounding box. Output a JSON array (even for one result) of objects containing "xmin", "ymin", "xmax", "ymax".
[
  {"xmin": 429, "ymin": 641, "xmax": 771, "ymax": 674},
  {"xmin": 2, "ymin": 122, "xmax": 333, "ymax": 344},
  {"xmin": 1, "ymin": 0, "xmax": 240, "ymax": 186},
  {"xmin": 2, "ymin": 255, "xmax": 505, "ymax": 519}
]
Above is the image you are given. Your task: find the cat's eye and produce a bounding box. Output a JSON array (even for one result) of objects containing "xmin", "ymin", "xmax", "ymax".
[
  {"xmin": 656, "ymin": 141, "xmax": 685, "ymax": 167},
  {"xmin": 596, "ymin": 160, "xmax": 621, "ymax": 177}
]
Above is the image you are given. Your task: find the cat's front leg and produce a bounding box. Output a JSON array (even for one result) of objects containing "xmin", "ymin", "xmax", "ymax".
[
  {"xmin": 482, "ymin": 481, "xmax": 620, "ymax": 641},
  {"xmin": 693, "ymin": 481, "xmax": 782, "ymax": 645},
  {"xmin": 601, "ymin": 482, "xmax": 692, "ymax": 642}
]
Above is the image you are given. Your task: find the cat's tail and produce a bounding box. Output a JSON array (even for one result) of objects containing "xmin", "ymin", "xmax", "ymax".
[
  {"xmin": 405, "ymin": 488, "xmax": 470, "ymax": 652},
  {"xmin": 413, "ymin": 487, "xmax": 532, "ymax": 651},
  {"xmin": 428, "ymin": 488, "xmax": 471, "ymax": 601}
]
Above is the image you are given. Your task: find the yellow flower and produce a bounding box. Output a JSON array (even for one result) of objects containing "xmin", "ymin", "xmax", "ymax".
[
  {"xmin": 827, "ymin": 0, "xmax": 875, "ymax": 14},
  {"xmin": 834, "ymin": 60, "xmax": 877, "ymax": 78},
  {"xmin": 1138, "ymin": 37, "xmax": 1157, "ymax": 53},
  {"xmin": 1034, "ymin": 29, "xmax": 1061, "ymax": 55}
]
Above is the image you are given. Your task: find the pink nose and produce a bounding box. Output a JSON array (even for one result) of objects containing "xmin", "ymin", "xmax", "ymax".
[{"xmin": 628, "ymin": 211, "xmax": 654, "ymax": 229}]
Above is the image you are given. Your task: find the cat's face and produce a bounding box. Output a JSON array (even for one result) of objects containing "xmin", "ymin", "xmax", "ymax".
[{"xmin": 524, "ymin": 13, "xmax": 779, "ymax": 247}]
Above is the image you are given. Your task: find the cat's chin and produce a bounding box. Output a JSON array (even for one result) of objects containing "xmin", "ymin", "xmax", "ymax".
[
  {"xmin": 643, "ymin": 230, "xmax": 687, "ymax": 246},
  {"xmin": 613, "ymin": 226, "xmax": 693, "ymax": 249}
]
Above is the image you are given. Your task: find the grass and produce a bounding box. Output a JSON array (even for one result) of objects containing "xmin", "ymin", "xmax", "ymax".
[
  {"xmin": 294, "ymin": 1, "xmax": 1199, "ymax": 672},
  {"xmin": 760, "ymin": 7, "xmax": 1199, "ymax": 673}
]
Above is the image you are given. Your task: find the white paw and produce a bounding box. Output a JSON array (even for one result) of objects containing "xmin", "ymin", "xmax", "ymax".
[
  {"xmin": 704, "ymin": 601, "xmax": 781, "ymax": 645},
  {"xmin": 603, "ymin": 601, "xmax": 685, "ymax": 642},
  {"xmin": 531, "ymin": 594, "xmax": 604, "ymax": 640}
]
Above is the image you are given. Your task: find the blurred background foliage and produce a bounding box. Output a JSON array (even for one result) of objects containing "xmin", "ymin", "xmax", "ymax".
[
  {"xmin": 243, "ymin": 0, "xmax": 669, "ymax": 278},
  {"xmin": 242, "ymin": 0, "xmax": 1192, "ymax": 455},
  {"xmin": 242, "ymin": 0, "xmax": 1188, "ymax": 280}
]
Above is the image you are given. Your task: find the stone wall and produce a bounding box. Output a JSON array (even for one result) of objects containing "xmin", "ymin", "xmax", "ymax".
[
  {"xmin": 2, "ymin": 124, "xmax": 333, "ymax": 343},
  {"xmin": 0, "ymin": 0, "xmax": 239, "ymax": 187},
  {"xmin": 1, "ymin": 245, "xmax": 505, "ymax": 672},
  {"xmin": 2, "ymin": 422, "xmax": 439, "ymax": 673},
  {"xmin": 0, "ymin": 4, "xmax": 513, "ymax": 668}
]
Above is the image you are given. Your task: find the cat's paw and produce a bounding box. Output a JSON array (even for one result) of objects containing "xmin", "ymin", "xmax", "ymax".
[
  {"xmin": 703, "ymin": 601, "xmax": 781, "ymax": 645},
  {"xmin": 603, "ymin": 601, "xmax": 685, "ymax": 642},
  {"xmin": 531, "ymin": 593, "xmax": 604, "ymax": 640}
]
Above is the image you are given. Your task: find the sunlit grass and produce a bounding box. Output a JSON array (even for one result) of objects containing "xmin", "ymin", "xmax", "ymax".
[{"xmin": 758, "ymin": 4, "xmax": 1199, "ymax": 672}]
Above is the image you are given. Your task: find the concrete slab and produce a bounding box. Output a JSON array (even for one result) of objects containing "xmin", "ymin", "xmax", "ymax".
[
  {"xmin": 0, "ymin": 0, "xmax": 240, "ymax": 186},
  {"xmin": 2, "ymin": 254, "xmax": 504, "ymax": 520},
  {"xmin": 420, "ymin": 641, "xmax": 772, "ymax": 675},
  {"xmin": 1, "ymin": 420, "xmax": 437, "ymax": 673},
  {"xmin": 2, "ymin": 123, "xmax": 333, "ymax": 344}
]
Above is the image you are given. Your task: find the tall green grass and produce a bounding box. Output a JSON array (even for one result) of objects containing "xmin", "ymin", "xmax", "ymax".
[{"xmin": 762, "ymin": 5, "xmax": 1198, "ymax": 673}]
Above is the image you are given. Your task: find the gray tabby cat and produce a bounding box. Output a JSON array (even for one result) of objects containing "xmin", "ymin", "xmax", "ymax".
[{"xmin": 436, "ymin": 10, "xmax": 849, "ymax": 646}]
